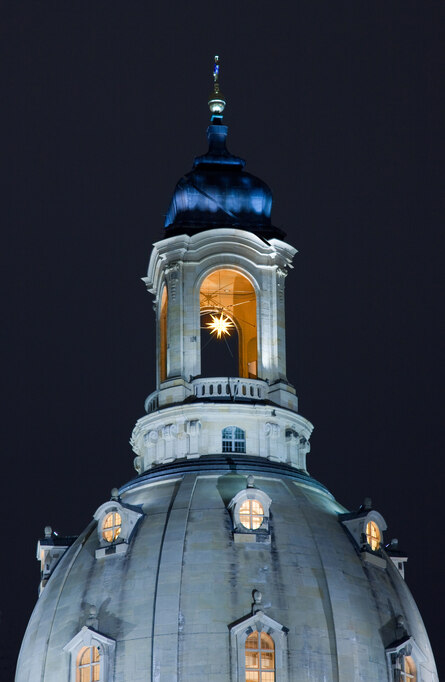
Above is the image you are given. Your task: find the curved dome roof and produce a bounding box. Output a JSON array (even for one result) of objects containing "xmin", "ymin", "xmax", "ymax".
[
  {"xmin": 16, "ymin": 456, "xmax": 437, "ymax": 681},
  {"xmin": 164, "ymin": 125, "xmax": 285, "ymax": 239}
]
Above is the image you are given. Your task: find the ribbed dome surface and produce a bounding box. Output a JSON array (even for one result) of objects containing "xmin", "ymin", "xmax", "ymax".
[
  {"xmin": 16, "ymin": 456, "xmax": 436, "ymax": 681},
  {"xmin": 164, "ymin": 126, "xmax": 284, "ymax": 239}
]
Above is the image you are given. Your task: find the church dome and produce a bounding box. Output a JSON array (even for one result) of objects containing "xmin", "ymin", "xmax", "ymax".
[
  {"xmin": 164, "ymin": 124, "xmax": 285, "ymax": 239},
  {"xmin": 16, "ymin": 456, "xmax": 437, "ymax": 681},
  {"xmin": 16, "ymin": 58, "xmax": 438, "ymax": 682}
]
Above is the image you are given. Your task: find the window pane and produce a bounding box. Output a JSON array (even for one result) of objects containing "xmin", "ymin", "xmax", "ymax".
[
  {"xmin": 80, "ymin": 647, "xmax": 91, "ymax": 665},
  {"xmin": 252, "ymin": 501, "xmax": 264, "ymax": 516},
  {"xmin": 260, "ymin": 633, "xmax": 273, "ymax": 650},
  {"xmin": 261, "ymin": 672, "xmax": 275, "ymax": 682},
  {"xmin": 240, "ymin": 500, "xmax": 251, "ymax": 514},
  {"xmin": 92, "ymin": 662, "xmax": 100, "ymax": 681},
  {"xmin": 246, "ymin": 651, "xmax": 260, "ymax": 669},
  {"xmin": 246, "ymin": 673, "xmax": 259, "ymax": 682},
  {"xmin": 261, "ymin": 651, "xmax": 274, "ymax": 668},
  {"xmin": 80, "ymin": 667, "xmax": 90, "ymax": 682},
  {"xmin": 246, "ymin": 631, "xmax": 258, "ymax": 649},
  {"xmin": 92, "ymin": 647, "xmax": 100, "ymax": 663},
  {"xmin": 251, "ymin": 516, "xmax": 262, "ymax": 529}
]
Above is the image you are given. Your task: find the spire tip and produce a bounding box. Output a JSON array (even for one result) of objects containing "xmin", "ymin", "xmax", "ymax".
[{"xmin": 208, "ymin": 55, "xmax": 226, "ymax": 121}]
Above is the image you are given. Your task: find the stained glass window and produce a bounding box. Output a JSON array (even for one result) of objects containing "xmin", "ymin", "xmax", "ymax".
[
  {"xmin": 102, "ymin": 512, "xmax": 122, "ymax": 543},
  {"xmin": 239, "ymin": 499, "xmax": 264, "ymax": 530},
  {"xmin": 245, "ymin": 631, "xmax": 275, "ymax": 682},
  {"xmin": 77, "ymin": 646, "xmax": 100, "ymax": 682}
]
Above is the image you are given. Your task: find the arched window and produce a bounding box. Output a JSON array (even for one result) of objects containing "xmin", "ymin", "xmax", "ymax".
[
  {"xmin": 366, "ymin": 520, "xmax": 381, "ymax": 551},
  {"xmin": 160, "ymin": 284, "xmax": 168, "ymax": 382},
  {"xmin": 401, "ymin": 656, "xmax": 416, "ymax": 681},
  {"xmin": 239, "ymin": 499, "xmax": 264, "ymax": 530},
  {"xmin": 102, "ymin": 512, "xmax": 122, "ymax": 543},
  {"xmin": 77, "ymin": 645, "xmax": 100, "ymax": 682},
  {"xmin": 200, "ymin": 269, "xmax": 257, "ymax": 378},
  {"xmin": 245, "ymin": 631, "xmax": 275, "ymax": 681},
  {"xmin": 222, "ymin": 426, "xmax": 246, "ymax": 453}
]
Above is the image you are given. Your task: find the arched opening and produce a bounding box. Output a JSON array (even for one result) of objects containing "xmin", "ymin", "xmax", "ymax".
[
  {"xmin": 200, "ymin": 269, "xmax": 257, "ymax": 378},
  {"xmin": 77, "ymin": 645, "xmax": 100, "ymax": 682},
  {"xmin": 245, "ymin": 631, "xmax": 275, "ymax": 681},
  {"xmin": 160, "ymin": 284, "xmax": 167, "ymax": 382}
]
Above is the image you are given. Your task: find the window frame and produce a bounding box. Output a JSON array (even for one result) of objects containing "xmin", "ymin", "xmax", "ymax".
[
  {"xmin": 93, "ymin": 500, "xmax": 143, "ymax": 559},
  {"xmin": 230, "ymin": 611, "xmax": 288, "ymax": 682},
  {"xmin": 386, "ymin": 636, "xmax": 429, "ymax": 682},
  {"xmin": 64, "ymin": 626, "xmax": 115, "ymax": 682},
  {"xmin": 222, "ymin": 426, "xmax": 246, "ymax": 454},
  {"xmin": 229, "ymin": 487, "xmax": 272, "ymax": 536},
  {"xmin": 245, "ymin": 630, "xmax": 276, "ymax": 681},
  {"xmin": 77, "ymin": 644, "xmax": 100, "ymax": 682}
]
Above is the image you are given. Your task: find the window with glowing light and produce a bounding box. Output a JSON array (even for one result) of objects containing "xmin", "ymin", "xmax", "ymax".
[
  {"xmin": 77, "ymin": 645, "xmax": 100, "ymax": 682},
  {"xmin": 239, "ymin": 499, "xmax": 264, "ymax": 530},
  {"xmin": 222, "ymin": 426, "xmax": 246, "ymax": 453},
  {"xmin": 200, "ymin": 269, "xmax": 257, "ymax": 378},
  {"xmin": 366, "ymin": 520, "xmax": 381, "ymax": 551},
  {"xmin": 245, "ymin": 631, "xmax": 275, "ymax": 682},
  {"xmin": 400, "ymin": 656, "xmax": 416, "ymax": 681},
  {"xmin": 160, "ymin": 284, "xmax": 167, "ymax": 382},
  {"xmin": 102, "ymin": 512, "xmax": 122, "ymax": 543}
]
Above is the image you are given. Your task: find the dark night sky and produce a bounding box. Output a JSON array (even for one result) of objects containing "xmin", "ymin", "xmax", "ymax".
[{"xmin": 2, "ymin": 2, "xmax": 444, "ymax": 679}]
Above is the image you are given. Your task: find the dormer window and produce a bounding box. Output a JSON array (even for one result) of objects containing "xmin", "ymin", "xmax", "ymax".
[
  {"xmin": 102, "ymin": 512, "xmax": 122, "ymax": 543},
  {"xmin": 222, "ymin": 426, "xmax": 246, "ymax": 453},
  {"xmin": 64, "ymin": 626, "xmax": 115, "ymax": 682},
  {"xmin": 366, "ymin": 520, "xmax": 381, "ymax": 551},
  {"xmin": 229, "ymin": 478, "xmax": 271, "ymax": 544},
  {"xmin": 339, "ymin": 504, "xmax": 387, "ymax": 569},
  {"xmin": 94, "ymin": 496, "xmax": 143, "ymax": 559}
]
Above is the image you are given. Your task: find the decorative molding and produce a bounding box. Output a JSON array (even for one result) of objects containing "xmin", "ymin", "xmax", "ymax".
[
  {"xmin": 264, "ymin": 422, "xmax": 280, "ymax": 438},
  {"xmin": 93, "ymin": 500, "xmax": 143, "ymax": 560},
  {"xmin": 229, "ymin": 486, "xmax": 272, "ymax": 542},
  {"xmin": 229, "ymin": 607, "xmax": 289, "ymax": 682},
  {"xmin": 162, "ymin": 423, "xmax": 177, "ymax": 440},
  {"xmin": 64, "ymin": 626, "xmax": 116, "ymax": 682},
  {"xmin": 144, "ymin": 429, "xmax": 159, "ymax": 445}
]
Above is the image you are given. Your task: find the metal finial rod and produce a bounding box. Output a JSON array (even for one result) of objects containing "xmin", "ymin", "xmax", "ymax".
[
  {"xmin": 208, "ymin": 55, "xmax": 226, "ymax": 119},
  {"xmin": 213, "ymin": 55, "xmax": 220, "ymax": 91}
]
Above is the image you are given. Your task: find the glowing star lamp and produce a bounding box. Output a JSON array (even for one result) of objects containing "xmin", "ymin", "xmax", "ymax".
[{"xmin": 206, "ymin": 313, "xmax": 234, "ymax": 339}]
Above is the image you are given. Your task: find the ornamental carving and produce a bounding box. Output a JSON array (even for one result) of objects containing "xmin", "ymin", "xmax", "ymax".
[
  {"xmin": 165, "ymin": 262, "xmax": 180, "ymax": 301},
  {"xmin": 264, "ymin": 422, "xmax": 280, "ymax": 438},
  {"xmin": 162, "ymin": 423, "xmax": 177, "ymax": 440},
  {"xmin": 185, "ymin": 419, "xmax": 201, "ymax": 436},
  {"xmin": 144, "ymin": 430, "xmax": 159, "ymax": 444}
]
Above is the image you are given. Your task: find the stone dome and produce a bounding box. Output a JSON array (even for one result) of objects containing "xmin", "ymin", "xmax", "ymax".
[
  {"xmin": 164, "ymin": 125, "xmax": 285, "ymax": 240},
  {"xmin": 16, "ymin": 455, "xmax": 437, "ymax": 681}
]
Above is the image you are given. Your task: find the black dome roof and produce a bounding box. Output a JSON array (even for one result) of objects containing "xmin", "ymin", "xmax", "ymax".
[{"xmin": 164, "ymin": 125, "xmax": 284, "ymax": 239}]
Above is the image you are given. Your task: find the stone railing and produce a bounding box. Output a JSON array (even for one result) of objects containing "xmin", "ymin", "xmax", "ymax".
[
  {"xmin": 144, "ymin": 391, "xmax": 159, "ymax": 414},
  {"xmin": 145, "ymin": 378, "xmax": 269, "ymax": 413},
  {"xmin": 191, "ymin": 377, "xmax": 268, "ymax": 401}
]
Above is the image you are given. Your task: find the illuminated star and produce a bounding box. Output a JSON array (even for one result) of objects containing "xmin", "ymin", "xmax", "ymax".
[{"xmin": 206, "ymin": 313, "xmax": 234, "ymax": 339}]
